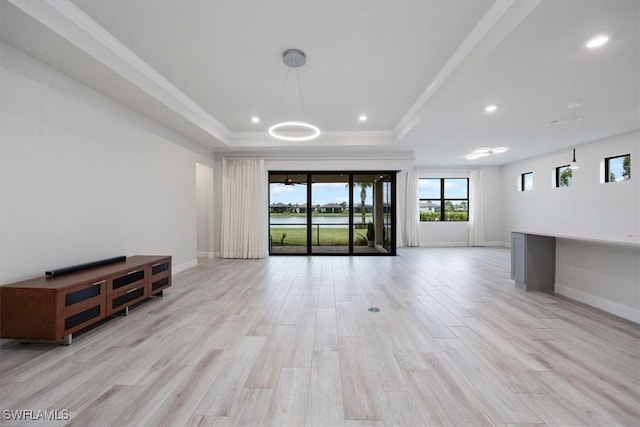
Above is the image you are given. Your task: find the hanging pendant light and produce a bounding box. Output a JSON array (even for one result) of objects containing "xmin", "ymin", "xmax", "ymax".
[
  {"xmin": 268, "ymin": 49, "xmax": 320, "ymax": 142},
  {"xmin": 569, "ymin": 148, "xmax": 580, "ymax": 170}
]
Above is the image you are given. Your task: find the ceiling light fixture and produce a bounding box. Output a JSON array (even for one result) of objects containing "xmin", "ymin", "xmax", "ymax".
[
  {"xmin": 269, "ymin": 49, "xmax": 320, "ymax": 142},
  {"xmin": 251, "ymin": 116, "xmax": 260, "ymax": 123},
  {"xmin": 484, "ymin": 105, "xmax": 498, "ymax": 113},
  {"xmin": 585, "ymin": 35, "xmax": 609, "ymax": 49},
  {"xmin": 359, "ymin": 114, "xmax": 368, "ymax": 122},
  {"xmin": 569, "ymin": 148, "xmax": 580, "ymax": 170},
  {"xmin": 465, "ymin": 146, "xmax": 509, "ymax": 160}
]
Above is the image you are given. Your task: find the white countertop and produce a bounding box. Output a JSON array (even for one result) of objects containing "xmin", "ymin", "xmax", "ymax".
[{"xmin": 512, "ymin": 230, "xmax": 640, "ymax": 248}]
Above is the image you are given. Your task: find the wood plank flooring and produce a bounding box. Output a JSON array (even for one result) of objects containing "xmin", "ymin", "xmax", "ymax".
[{"xmin": 1, "ymin": 247, "xmax": 639, "ymax": 426}]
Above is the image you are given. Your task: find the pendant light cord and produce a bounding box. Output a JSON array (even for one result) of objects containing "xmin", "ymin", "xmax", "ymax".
[{"xmin": 295, "ymin": 68, "xmax": 306, "ymax": 115}]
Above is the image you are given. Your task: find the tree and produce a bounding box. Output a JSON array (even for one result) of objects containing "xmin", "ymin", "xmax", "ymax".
[
  {"xmin": 560, "ymin": 167, "xmax": 572, "ymax": 187},
  {"xmin": 358, "ymin": 182, "xmax": 372, "ymax": 225},
  {"xmin": 623, "ymin": 154, "xmax": 631, "ymax": 180},
  {"xmin": 444, "ymin": 200, "xmax": 454, "ymax": 212},
  {"xmin": 610, "ymin": 172, "xmax": 616, "ymax": 182}
]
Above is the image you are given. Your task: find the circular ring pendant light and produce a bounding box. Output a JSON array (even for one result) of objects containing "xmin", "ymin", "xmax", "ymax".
[
  {"xmin": 268, "ymin": 121, "xmax": 321, "ymax": 141},
  {"xmin": 270, "ymin": 49, "xmax": 320, "ymax": 141}
]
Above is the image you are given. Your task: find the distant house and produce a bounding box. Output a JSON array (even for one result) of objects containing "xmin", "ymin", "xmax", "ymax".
[
  {"xmin": 420, "ymin": 200, "xmax": 438, "ymax": 212},
  {"xmin": 298, "ymin": 203, "xmax": 308, "ymax": 213},
  {"xmin": 352, "ymin": 204, "xmax": 373, "ymax": 213},
  {"xmin": 270, "ymin": 202, "xmax": 289, "ymax": 213},
  {"xmin": 318, "ymin": 203, "xmax": 343, "ymax": 213}
]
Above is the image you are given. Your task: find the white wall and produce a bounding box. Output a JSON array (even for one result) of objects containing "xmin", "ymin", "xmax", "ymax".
[
  {"xmin": 416, "ymin": 167, "xmax": 503, "ymax": 247},
  {"xmin": 500, "ymin": 131, "xmax": 639, "ymax": 322},
  {"xmin": 0, "ymin": 43, "xmax": 215, "ymax": 283},
  {"xmin": 500, "ymin": 131, "xmax": 639, "ymax": 244},
  {"xmin": 196, "ymin": 163, "xmax": 214, "ymax": 258}
]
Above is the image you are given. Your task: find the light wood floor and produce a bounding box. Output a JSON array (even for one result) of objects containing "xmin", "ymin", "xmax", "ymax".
[{"xmin": 1, "ymin": 247, "xmax": 639, "ymax": 426}]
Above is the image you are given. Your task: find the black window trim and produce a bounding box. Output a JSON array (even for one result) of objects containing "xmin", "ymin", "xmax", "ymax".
[
  {"xmin": 419, "ymin": 178, "xmax": 469, "ymax": 222},
  {"xmin": 520, "ymin": 172, "xmax": 533, "ymax": 192},
  {"xmin": 604, "ymin": 153, "xmax": 631, "ymax": 183},
  {"xmin": 555, "ymin": 165, "xmax": 571, "ymax": 188}
]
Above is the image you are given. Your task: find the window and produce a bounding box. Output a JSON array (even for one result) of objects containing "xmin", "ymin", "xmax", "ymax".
[
  {"xmin": 605, "ymin": 154, "xmax": 631, "ymax": 182},
  {"xmin": 555, "ymin": 165, "xmax": 572, "ymax": 188},
  {"xmin": 419, "ymin": 178, "xmax": 468, "ymax": 221},
  {"xmin": 520, "ymin": 172, "xmax": 533, "ymax": 191}
]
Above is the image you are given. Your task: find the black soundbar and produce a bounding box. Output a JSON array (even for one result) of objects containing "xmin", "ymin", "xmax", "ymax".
[{"xmin": 45, "ymin": 256, "xmax": 126, "ymax": 277}]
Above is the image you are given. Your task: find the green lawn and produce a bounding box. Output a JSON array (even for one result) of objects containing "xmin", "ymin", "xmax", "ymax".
[{"xmin": 270, "ymin": 227, "xmax": 368, "ymax": 246}]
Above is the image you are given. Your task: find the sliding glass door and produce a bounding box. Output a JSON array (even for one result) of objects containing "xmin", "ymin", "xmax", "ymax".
[
  {"xmin": 269, "ymin": 173, "xmax": 307, "ymax": 254},
  {"xmin": 311, "ymin": 174, "xmax": 350, "ymax": 254},
  {"xmin": 269, "ymin": 171, "xmax": 396, "ymax": 256}
]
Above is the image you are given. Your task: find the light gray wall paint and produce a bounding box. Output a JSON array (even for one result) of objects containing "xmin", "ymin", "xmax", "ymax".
[
  {"xmin": 0, "ymin": 43, "xmax": 214, "ymax": 283},
  {"xmin": 499, "ymin": 130, "xmax": 639, "ymax": 244},
  {"xmin": 499, "ymin": 130, "xmax": 639, "ymax": 322}
]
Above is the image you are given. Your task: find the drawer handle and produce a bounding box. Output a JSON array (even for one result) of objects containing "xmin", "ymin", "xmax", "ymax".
[
  {"xmin": 126, "ymin": 270, "xmax": 139, "ymax": 275},
  {"xmin": 126, "ymin": 287, "xmax": 139, "ymax": 294},
  {"xmin": 151, "ymin": 262, "xmax": 163, "ymax": 267},
  {"xmin": 92, "ymin": 280, "xmax": 106, "ymax": 286}
]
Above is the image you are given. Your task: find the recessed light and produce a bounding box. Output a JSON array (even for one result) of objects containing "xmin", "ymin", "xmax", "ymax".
[
  {"xmin": 358, "ymin": 114, "xmax": 368, "ymax": 122},
  {"xmin": 251, "ymin": 116, "xmax": 260, "ymax": 123},
  {"xmin": 586, "ymin": 35, "xmax": 609, "ymax": 49},
  {"xmin": 484, "ymin": 105, "xmax": 498, "ymax": 113}
]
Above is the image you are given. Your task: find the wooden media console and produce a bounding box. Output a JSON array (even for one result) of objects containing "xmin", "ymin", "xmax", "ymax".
[{"xmin": 0, "ymin": 255, "xmax": 171, "ymax": 344}]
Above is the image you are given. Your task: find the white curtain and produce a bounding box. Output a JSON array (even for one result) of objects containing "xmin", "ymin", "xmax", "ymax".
[
  {"xmin": 403, "ymin": 170, "xmax": 420, "ymax": 247},
  {"xmin": 221, "ymin": 159, "xmax": 268, "ymax": 258},
  {"xmin": 468, "ymin": 169, "xmax": 485, "ymax": 246}
]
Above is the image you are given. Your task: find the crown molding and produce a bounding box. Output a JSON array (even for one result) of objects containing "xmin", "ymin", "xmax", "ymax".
[{"xmin": 9, "ymin": 0, "xmax": 231, "ymax": 145}]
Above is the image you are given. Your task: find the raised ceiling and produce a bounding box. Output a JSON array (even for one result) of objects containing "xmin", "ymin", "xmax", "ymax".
[{"xmin": 1, "ymin": 0, "xmax": 638, "ymax": 166}]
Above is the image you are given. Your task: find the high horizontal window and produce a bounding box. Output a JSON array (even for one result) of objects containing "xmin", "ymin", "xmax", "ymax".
[
  {"xmin": 604, "ymin": 154, "xmax": 630, "ymax": 182},
  {"xmin": 555, "ymin": 165, "xmax": 572, "ymax": 188},
  {"xmin": 520, "ymin": 172, "xmax": 533, "ymax": 191},
  {"xmin": 419, "ymin": 178, "xmax": 468, "ymax": 221}
]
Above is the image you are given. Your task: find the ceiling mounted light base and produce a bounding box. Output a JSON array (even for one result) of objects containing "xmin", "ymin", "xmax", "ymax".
[{"xmin": 283, "ymin": 49, "xmax": 306, "ymax": 68}]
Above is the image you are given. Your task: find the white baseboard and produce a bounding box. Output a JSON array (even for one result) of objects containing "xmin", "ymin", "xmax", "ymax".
[
  {"xmin": 197, "ymin": 251, "xmax": 215, "ymax": 259},
  {"xmin": 555, "ymin": 283, "xmax": 640, "ymax": 324},
  {"xmin": 173, "ymin": 259, "xmax": 198, "ymax": 275},
  {"xmin": 420, "ymin": 242, "xmax": 468, "ymax": 247},
  {"xmin": 404, "ymin": 241, "xmax": 505, "ymax": 248}
]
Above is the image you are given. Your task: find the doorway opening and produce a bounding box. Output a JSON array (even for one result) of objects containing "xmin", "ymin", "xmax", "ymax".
[
  {"xmin": 195, "ymin": 163, "xmax": 214, "ymax": 259},
  {"xmin": 268, "ymin": 171, "xmax": 396, "ymax": 255}
]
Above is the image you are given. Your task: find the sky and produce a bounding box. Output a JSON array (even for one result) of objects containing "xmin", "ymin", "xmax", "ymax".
[
  {"xmin": 271, "ymin": 178, "xmax": 469, "ymax": 205},
  {"xmin": 270, "ymin": 183, "xmax": 373, "ymax": 206},
  {"xmin": 418, "ymin": 178, "xmax": 468, "ymax": 199}
]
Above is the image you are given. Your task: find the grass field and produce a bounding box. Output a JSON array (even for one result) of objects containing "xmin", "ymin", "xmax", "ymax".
[{"xmin": 270, "ymin": 227, "xmax": 368, "ymax": 246}]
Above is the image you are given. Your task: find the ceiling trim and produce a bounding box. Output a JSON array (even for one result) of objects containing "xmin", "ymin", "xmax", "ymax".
[
  {"xmin": 394, "ymin": 0, "xmax": 541, "ymax": 141},
  {"xmin": 9, "ymin": 0, "xmax": 231, "ymax": 145},
  {"xmin": 230, "ymin": 131, "xmax": 396, "ymax": 147}
]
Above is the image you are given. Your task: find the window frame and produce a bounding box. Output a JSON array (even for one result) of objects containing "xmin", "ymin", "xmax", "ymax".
[
  {"xmin": 419, "ymin": 178, "xmax": 469, "ymax": 222},
  {"xmin": 555, "ymin": 165, "xmax": 572, "ymax": 188},
  {"xmin": 521, "ymin": 172, "xmax": 533, "ymax": 191},
  {"xmin": 604, "ymin": 154, "xmax": 631, "ymax": 183}
]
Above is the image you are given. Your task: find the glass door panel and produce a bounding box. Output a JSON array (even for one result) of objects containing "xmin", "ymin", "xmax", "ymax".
[
  {"xmin": 269, "ymin": 173, "xmax": 308, "ymax": 254},
  {"xmin": 352, "ymin": 174, "xmax": 376, "ymax": 254},
  {"xmin": 381, "ymin": 174, "xmax": 392, "ymax": 253},
  {"xmin": 311, "ymin": 174, "xmax": 349, "ymax": 254}
]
